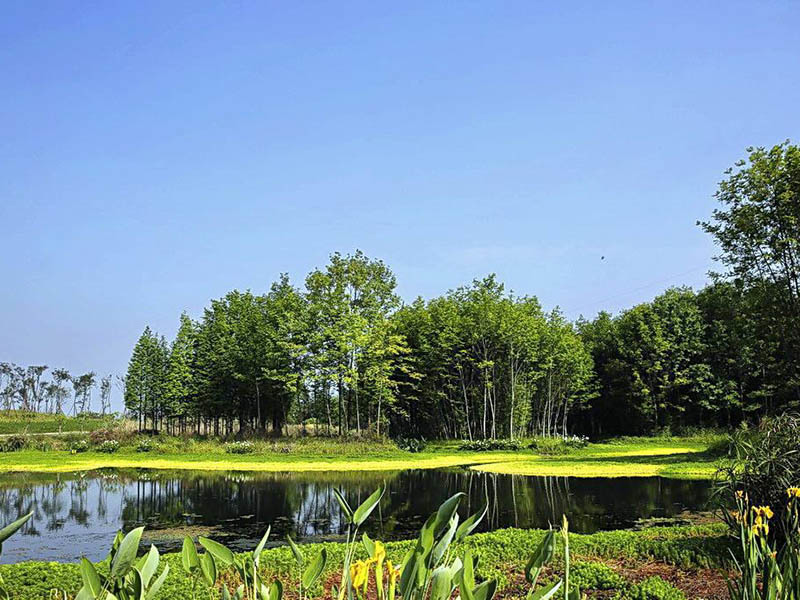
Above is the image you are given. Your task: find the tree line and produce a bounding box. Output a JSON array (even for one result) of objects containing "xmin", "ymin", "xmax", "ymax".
[
  {"xmin": 0, "ymin": 365, "xmax": 113, "ymax": 415},
  {"xmin": 120, "ymin": 142, "xmax": 800, "ymax": 438}
]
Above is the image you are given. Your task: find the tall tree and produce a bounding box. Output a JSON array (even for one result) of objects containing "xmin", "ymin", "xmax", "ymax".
[{"xmin": 700, "ymin": 142, "xmax": 800, "ymax": 409}]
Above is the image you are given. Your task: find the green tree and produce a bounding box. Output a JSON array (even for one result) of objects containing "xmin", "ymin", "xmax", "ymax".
[{"xmin": 700, "ymin": 141, "xmax": 800, "ymax": 410}]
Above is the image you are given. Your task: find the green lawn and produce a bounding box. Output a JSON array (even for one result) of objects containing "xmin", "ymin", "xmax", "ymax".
[{"xmin": 0, "ymin": 436, "xmax": 725, "ymax": 479}]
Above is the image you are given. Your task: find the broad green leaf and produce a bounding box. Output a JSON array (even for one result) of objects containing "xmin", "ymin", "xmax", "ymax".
[
  {"xmin": 287, "ymin": 535, "xmax": 304, "ymax": 568},
  {"xmin": 431, "ymin": 513, "xmax": 459, "ymax": 566},
  {"xmin": 0, "ymin": 512, "xmax": 32, "ymax": 549},
  {"xmin": 461, "ymin": 549, "xmax": 476, "ymax": 590},
  {"xmin": 129, "ymin": 567, "xmax": 144, "ymax": 600},
  {"xmin": 181, "ymin": 536, "xmax": 200, "ymax": 573},
  {"xmin": 430, "ymin": 566, "xmax": 453, "ymax": 600},
  {"xmin": 254, "ymin": 526, "xmax": 271, "ymax": 567},
  {"xmin": 361, "ymin": 532, "xmax": 375, "ymax": 558},
  {"xmin": 146, "ymin": 564, "xmax": 170, "ymax": 600},
  {"xmin": 473, "ymin": 579, "xmax": 498, "ymax": 600},
  {"xmin": 110, "ymin": 527, "xmax": 144, "ymax": 579},
  {"xmin": 138, "ymin": 545, "xmax": 159, "ymax": 587},
  {"xmin": 79, "ymin": 558, "xmax": 102, "ymax": 597},
  {"xmin": 417, "ymin": 513, "xmax": 436, "ymax": 556},
  {"xmin": 455, "ymin": 504, "xmax": 487, "ymax": 542},
  {"xmin": 567, "ymin": 587, "xmax": 582, "ymax": 600},
  {"xmin": 399, "ymin": 551, "xmax": 421, "ymax": 600},
  {"xmin": 333, "ymin": 489, "xmax": 353, "ymax": 522},
  {"xmin": 259, "ymin": 583, "xmax": 270, "ymax": 600},
  {"xmin": 222, "ymin": 586, "xmax": 232, "ymax": 600},
  {"xmin": 302, "ymin": 548, "xmax": 327, "ymax": 589},
  {"xmin": 74, "ymin": 586, "xmax": 94, "ymax": 600},
  {"xmin": 268, "ymin": 580, "xmax": 283, "ymax": 600},
  {"xmin": 433, "ymin": 493, "xmax": 464, "ymax": 538},
  {"xmin": 530, "ymin": 580, "xmax": 562, "ymax": 600},
  {"xmin": 352, "ymin": 486, "xmax": 385, "ymax": 526},
  {"xmin": 199, "ymin": 536, "xmax": 235, "ymax": 567},
  {"xmin": 200, "ymin": 552, "xmax": 217, "ymax": 586},
  {"xmin": 525, "ymin": 530, "xmax": 555, "ymax": 585}
]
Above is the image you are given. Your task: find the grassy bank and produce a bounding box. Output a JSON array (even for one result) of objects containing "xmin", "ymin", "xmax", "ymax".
[
  {"xmin": 0, "ymin": 436, "xmax": 724, "ymax": 478},
  {"xmin": 0, "ymin": 524, "xmax": 731, "ymax": 599},
  {"xmin": 0, "ymin": 411, "xmax": 115, "ymax": 434}
]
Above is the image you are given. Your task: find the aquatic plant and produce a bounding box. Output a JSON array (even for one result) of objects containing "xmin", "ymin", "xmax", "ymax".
[
  {"xmin": 0, "ymin": 511, "xmax": 32, "ymax": 600},
  {"xmin": 75, "ymin": 528, "xmax": 170, "ymax": 600},
  {"xmin": 727, "ymin": 489, "xmax": 800, "ymax": 600}
]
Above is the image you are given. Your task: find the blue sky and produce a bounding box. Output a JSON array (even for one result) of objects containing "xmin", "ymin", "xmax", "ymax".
[{"xmin": 2, "ymin": 1, "xmax": 799, "ymax": 408}]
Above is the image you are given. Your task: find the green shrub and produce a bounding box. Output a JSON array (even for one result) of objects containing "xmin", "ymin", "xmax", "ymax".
[
  {"xmin": 714, "ymin": 412, "xmax": 800, "ymax": 538},
  {"xmin": 529, "ymin": 435, "xmax": 589, "ymax": 456},
  {"xmin": 0, "ymin": 434, "xmax": 29, "ymax": 452},
  {"xmin": 225, "ymin": 440, "xmax": 256, "ymax": 454},
  {"xmin": 97, "ymin": 440, "xmax": 120, "ymax": 453},
  {"xmin": 395, "ymin": 437, "xmax": 426, "ymax": 453},
  {"xmin": 459, "ymin": 438, "xmax": 522, "ymax": 451},
  {"xmin": 68, "ymin": 439, "xmax": 89, "ymax": 453},
  {"xmin": 136, "ymin": 438, "xmax": 155, "ymax": 452},
  {"xmin": 89, "ymin": 425, "xmax": 135, "ymax": 445},
  {"xmin": 615, "ymin": 576, "xmax": 686, "ymax": 600}
]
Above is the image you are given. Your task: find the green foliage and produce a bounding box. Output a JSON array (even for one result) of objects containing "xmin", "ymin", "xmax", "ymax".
[
  {"xmin": 0, "ymin": 522, "xmax": 732, "ymax": 599},
  {"xmin": 714, "ymin": 413, "xmax": 800, "ymax": 536},
  {"xmin": 225, "ymin": 441, "xmax": 256, "ymax": 454},
  {"xmin": 614, "ymin": 577, "xmax": 685, "ymax": 600},
  {"xmin": 0, "ymin": 435, "xmax": 28, "ymax": 452},
  {"xmin": 136, "ymin": 438, "xmax": 155, "ymax": 453},
  {"xmin": 97, "ymin": 440, "xmax": 120, "ymax": 453},
  {"xmin": 459, "ymin": 439, "xmax": 522, "ymax": 451},
  {"xmin": 69, "ymin": 439, "xmax": 89, "ymax": 453},
  {"xmin": 393, "ymin": 437, "xmax": 426, "ymax": 453},
  {"xmin": 0, "ymin": 511, "xmax": 33, "ymax": 599},
  {"xmin": 699, "ymin": 142, "xmax": 800, "ymax": 410},
  {"xmin": 569, "ymin": 561, "xmax": 625, "ymax": 591},
  {"xmin": 725, "ymin": 488, "xmax": 800, "ymax": 600},
  {"xmin": 529, "ymin": 436, "xmax": 588, "ymax": 456}
]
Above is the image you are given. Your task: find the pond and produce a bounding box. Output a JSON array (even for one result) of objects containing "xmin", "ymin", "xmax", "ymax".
[{"xmin": 0, "ymin": 469, "xmax": 712, "ymax": 563}]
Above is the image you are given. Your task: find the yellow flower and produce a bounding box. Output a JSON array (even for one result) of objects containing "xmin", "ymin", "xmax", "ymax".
[
  {"xmin": 374, "ymin": 541, "xmax": 386, "ymax": 600},
  {"xmin": 752, "ymin": 506, "xmax": 773, "ymax": 520},
  {"xmin": 736, "ymin": 490, "xmax": 745, "ymax": 500},
  {"xmin": 351, "ymin": 560, "xmax": 369, "ymax": 593},
  {"xmin": 787, "ymin": 487, "xmax": 800, "ymax": 499},
  {"xmin": 386, "ymin": 559, "xmax": 401, "ymax": 600},
  {"xmin": 374, "ymin": 541, "xmax": 386, "ymax": 565},
  {"xmin": 751, "ymin": 522, "xmax": 769, "ymax": 537}
]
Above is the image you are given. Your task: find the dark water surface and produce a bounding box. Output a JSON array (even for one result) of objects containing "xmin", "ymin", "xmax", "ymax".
[{"xmin": 0, "ymin": 469, "xmax": 711, "ymax": 563}]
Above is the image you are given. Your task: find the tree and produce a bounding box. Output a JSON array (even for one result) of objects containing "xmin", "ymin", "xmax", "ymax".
[
  {"xmin": 124, "ymin": 327, "xmax": 168, "ymax": 430},
  {"xmin": 305, "ymin": 251, "xmax": 400, "ymax": 435},
  {"xmin": 700, "ymin": 142, "xmax": 800, "ymax": 410},
  {"xmin": 165, "ymin": 313, "xmax": 197, "ymax": 430},
  {"xmin": 71, "ymin": 372, "xmax": 96, "ymax": 414}
]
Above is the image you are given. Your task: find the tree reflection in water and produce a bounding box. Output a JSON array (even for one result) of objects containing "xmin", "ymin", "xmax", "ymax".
[{"xmin": 0, "ymin": 469, "xmax": 710, "ymax": 563}]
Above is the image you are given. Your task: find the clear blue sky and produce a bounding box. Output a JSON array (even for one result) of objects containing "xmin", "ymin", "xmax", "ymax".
[{"xmin": 2, "ymin": 2, "xmax": 799, "ymax": 409}]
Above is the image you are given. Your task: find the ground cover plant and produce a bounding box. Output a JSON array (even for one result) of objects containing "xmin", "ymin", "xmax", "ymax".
[
  {"xmin": 0, "ymin": 436, "xmax": 723, "ymax": 478},
  {"xmin": 0, "ymin": 491, "xmax": 735, "ymax": 600}
]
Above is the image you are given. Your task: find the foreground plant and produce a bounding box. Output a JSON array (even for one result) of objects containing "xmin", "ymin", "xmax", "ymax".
[
  {"xmin": 727, "ymin": 488, "xmax": 800, "ymax": 600},
  {"xmin": 0, "ymin": 512, "xmax": 32, "ymax": 600},
  {"xmin": 523, "ymin": 516, "xmax": 584, "ymax": 600},
  {"xmin": 76, "ymin": 528, "xmax": 170, "ymax": 600}
]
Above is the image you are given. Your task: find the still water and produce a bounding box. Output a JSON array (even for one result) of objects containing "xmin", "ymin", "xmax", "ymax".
[{"xmin": 0, "ymin": 469, "xmax": 711, "ymax": 563}]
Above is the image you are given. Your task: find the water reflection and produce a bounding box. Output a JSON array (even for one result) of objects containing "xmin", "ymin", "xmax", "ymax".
[{"xmin": 0, "ymin": 469, "xmax": 711, "ymax": 563}]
